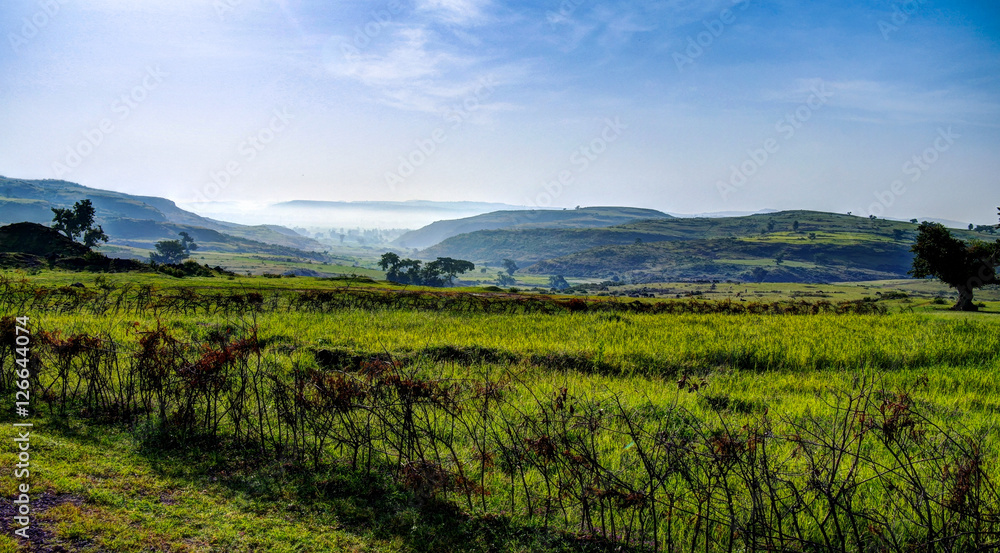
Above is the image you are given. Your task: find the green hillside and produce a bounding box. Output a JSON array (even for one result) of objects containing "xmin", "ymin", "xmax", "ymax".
[
  {"xmin": 423, "ymin": 210, "xmax": 992, "ymax": 283},
  {"xmin": 0, "ymin": 177, "xmax": 324, "ymax": 252},
  {"xmin": 393, "ymin": 206, "xmax": 671, "ymax": 249}
]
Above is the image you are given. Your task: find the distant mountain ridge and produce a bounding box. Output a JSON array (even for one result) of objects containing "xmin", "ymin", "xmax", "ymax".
[
  {"xmin": 179, "ymin": 199, "xmax": 540, "ymax": 229},
  {"xmin": 0, "ymin": 177, "xmax": 325, "ymax": 255},
  {"xmin": 393, "ymin": 206, "xmax": 672, "ymax": 250},
  {"xmin": 274, "ymin": 200, "xmax": 523, "ymax": 211}
]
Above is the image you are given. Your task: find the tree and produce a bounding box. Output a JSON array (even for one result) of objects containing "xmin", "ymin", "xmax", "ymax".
[
  {"xmin": 496, "ymin": 272, "xmax": 516, "ymax": 286},
  {"xmin": 501, "ymin": 258, "xmax": 518, "ymax": 276},
  {"xmin": 51, "ymin": 199, "xmax": 108, "ymax": 247},
  {"xmin": 548, "ymin": 275, "xmax": 570, "ymax": 290},
  {"xmin": 910, "ymin": 218, "xmax": 918, "ymax": 224},
  {"xmin": 378, "ymin": 252, "xmax": 401, "ymax": 271},
  {"xmin": 381, "ymin": 254, "xmax": 424, "ymax": 285},
  {"xmin": 379, "ymin": 252, "xmax": 414, "ymax": 283},
  {"xmin": 395, "ymin": 258, "xmax": 423, "ymax": 284},
  {"xmin": 427, "ymin": 257, "xmax": 475, "ymax": 285},
  {"xmin": 417, "ymin": 261, "xmax": 445, "ymax": 286},
  {"xmin": 749, "ymin": 267, "xmax": 768, "ymax": 284},
  {"xmin": 909, "ymin": 222, "xmax": 999, "ymax": 311},
  {"xmin": 150, "ymin": 240, "xmax": 189, "ymax": 264},
  {"xmin": 179, "ymin": 231, "xmax": 198, "ymax": 253},
  {"xmin": 379, "ymin": 252, "xmax": 474, "ymax": 286},
  {"xmin": 792, "ymin": 220, "xmax": 800, "ymax": 232},
  {"xmin": 82, "ymin": 226, "xmax": 108, "ymax": 248}
]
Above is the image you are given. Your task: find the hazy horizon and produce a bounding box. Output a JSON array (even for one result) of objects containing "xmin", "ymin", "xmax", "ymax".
[{"xmin": 2, "ymin": 1, "xmax": 998, "ymax": 224}]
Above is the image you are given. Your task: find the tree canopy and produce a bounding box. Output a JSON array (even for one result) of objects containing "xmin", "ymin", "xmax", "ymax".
[
  {"xmin": 909, "ymin": 222, "xmax": 999, "ymax": 311},
  {"xmin": 150, "ymin": 239, "xmax": 190, "ymax": 265},
  {"xmin": 501, "ymin": 258, "xmax": 518, "ymax": 276},
  {"xmin": 379, "ymin": 252, "xmax": 474, "ymax": 286},
  {"xmin": 51, "ymin": 199, "xmax": 108, "ymax": 247},
  {"xmin": 548, "ymin": 275, "xmax": 570, "ymax": 290},
  {"xmin": 179, "ymin": 231, "xmax": 198, "ymax": 253}
]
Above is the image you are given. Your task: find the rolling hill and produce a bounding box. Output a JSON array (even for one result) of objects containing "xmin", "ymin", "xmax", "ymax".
[
  {"xmin": 422, "ymin": 210, "xmax": 993, "ymax": 283},
  {"xmin": 393, "ymin": 206, "xmax": 672, "ymax": 249},
  {"xmin": 0, "ymin": 177, "xmax": 327, "ymax": 259}
]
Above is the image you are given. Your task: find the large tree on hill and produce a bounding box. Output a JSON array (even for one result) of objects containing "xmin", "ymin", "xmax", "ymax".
[
  {"xmin": 909, "ymin": 222, "xmax": 1000, "ymax": 311},
  {"xmin": 51, "ymin": 199, "xmax": 108, "ymax": 247}
]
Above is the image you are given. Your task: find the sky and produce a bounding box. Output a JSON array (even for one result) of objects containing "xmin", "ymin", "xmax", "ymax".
[{"xmin": 1, "ymin": 0, "xmax": 999, "ymax": 224}]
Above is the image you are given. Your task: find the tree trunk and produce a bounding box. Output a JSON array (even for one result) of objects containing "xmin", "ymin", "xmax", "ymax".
[{"xmin": 952, "ymin": 286, "xmax": 978, "ymax": 311}]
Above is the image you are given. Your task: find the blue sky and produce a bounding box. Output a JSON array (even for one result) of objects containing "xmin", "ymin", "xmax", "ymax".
[{"xmin": 1, "ymin": 0, "xmax": 998, "ymax": 223}]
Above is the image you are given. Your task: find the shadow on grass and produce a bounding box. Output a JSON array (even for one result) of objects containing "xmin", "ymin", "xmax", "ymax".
[{"xmin": 131, "ymin": 429, "xmax": 644, "ymax": 553}]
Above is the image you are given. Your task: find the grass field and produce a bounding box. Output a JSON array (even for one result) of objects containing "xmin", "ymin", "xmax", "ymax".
[{"xmin": 2, "ymin": 269, "xmax": 1000, "ymax": 551}]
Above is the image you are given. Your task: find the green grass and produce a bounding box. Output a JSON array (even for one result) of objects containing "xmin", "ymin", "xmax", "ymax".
[
  {"xmin": 6, "ymin": 270, "xmax": 1000, "ymax": 551},
  {"xmin": 0, "ymin": 420, "xmax": 388, "ymax": 552}
]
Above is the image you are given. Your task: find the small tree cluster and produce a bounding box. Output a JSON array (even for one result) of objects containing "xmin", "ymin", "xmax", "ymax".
[{"xmin": 379, "ymin": 253, "xmax": 474, "ymax": 286}]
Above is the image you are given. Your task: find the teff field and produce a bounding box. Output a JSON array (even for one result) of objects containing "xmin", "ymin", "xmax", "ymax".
[{"xmin": 2, "ymin": 270, "xmax": 1000, "ymax": 552}]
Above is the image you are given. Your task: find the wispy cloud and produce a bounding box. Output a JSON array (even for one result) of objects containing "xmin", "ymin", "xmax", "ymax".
[
  {"xmin": 416, "ymin": 0, "xmax": 491, "ymax": 25},
  {"xmin": 328, "ymin": 26, "xmax": 453, "ymax": 86},
  {"xmin": 763, "ymin": 79, "xmax": 1000, "ymax": 125},
  {"xmin": 324, "ymin": 23, "xmax": 516, "ymax": 115}
]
